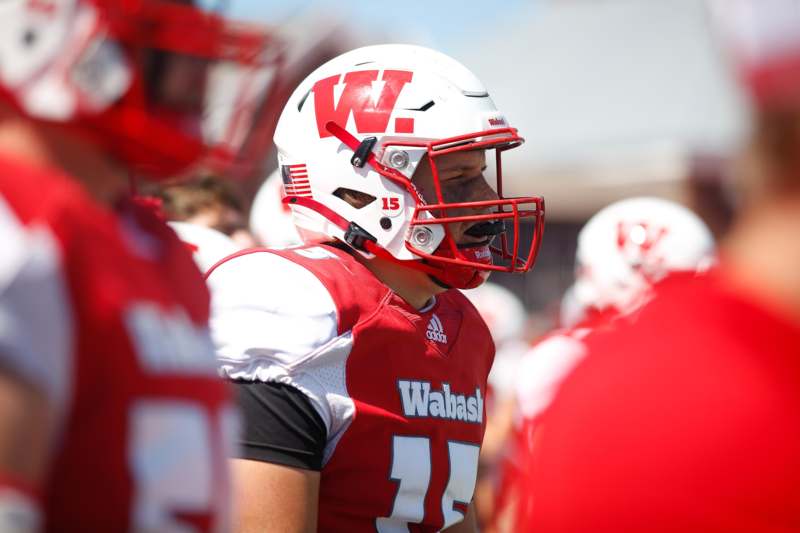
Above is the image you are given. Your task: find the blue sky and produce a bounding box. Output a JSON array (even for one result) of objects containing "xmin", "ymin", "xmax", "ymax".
[{"xmin": 228, "ymin": 0, "xmax": 532, "ymax": 53}]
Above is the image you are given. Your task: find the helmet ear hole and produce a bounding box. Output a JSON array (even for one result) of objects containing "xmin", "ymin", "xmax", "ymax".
[{"xmin": 332, "ymin": 187, "xmax": 376, "ymax": 209}]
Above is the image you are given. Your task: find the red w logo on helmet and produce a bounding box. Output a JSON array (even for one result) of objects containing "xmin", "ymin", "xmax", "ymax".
[
  {"xmin": 616, "ymin": 221, "xmax": 669, "ymax": 277},
  {"xmin": 312, "ymin": 70, "xmax": 414, "ymax": 138}
]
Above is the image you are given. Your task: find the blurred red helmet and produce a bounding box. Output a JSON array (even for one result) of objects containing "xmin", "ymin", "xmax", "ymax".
[{"xmin": 0, "ymin": 0, "xmax": 283, "ymax": 180}]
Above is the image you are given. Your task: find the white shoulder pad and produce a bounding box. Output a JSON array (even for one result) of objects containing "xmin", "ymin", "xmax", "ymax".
[
  {"xmin": 208, "ymin": 251, "xmax": 340, "ymax": 376},
  {"xmin": 208, "ymin": 251, "xmax": 355, "ymax": 455},
  {"xmin": 0, "ymin": 197, "xmax": 73, "ymax": 409}
]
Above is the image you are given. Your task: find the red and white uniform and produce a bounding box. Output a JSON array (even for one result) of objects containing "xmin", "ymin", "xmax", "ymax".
[
  {"xmin": 512, "ymin": 306, "xmax": 623, "ymax": 424},
  {"xmin": 490, "ymin": 311, "xmax": 616, "ymax": 529},
  {"xmin": 209, "ymin": 244, "xmax": 494, "ymax": 532},
  {"xmin": 513, "ymin": 328, "xmax": 590, "ymax": 424},
  {"xmin": 0, "ymin": 156, "xmax": 236, "ymax": 532},
  {"xmin": 517, "ymin": 270, "xmax": 800, "ymax": 532}
]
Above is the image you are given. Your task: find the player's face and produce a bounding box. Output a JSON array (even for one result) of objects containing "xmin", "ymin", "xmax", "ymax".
[
  {"xmin": 186, "ymin": 204, "xmax": 258, "ymax": 247},
  {"xmin": 412, "ymin": 149, "xmax": 499, "ymax": 246}
]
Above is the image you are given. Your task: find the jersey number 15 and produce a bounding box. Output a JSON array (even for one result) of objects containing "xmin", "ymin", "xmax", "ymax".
[{"xmin": 376, "ymin": 435, "xmax": 480, "ymax": 532}]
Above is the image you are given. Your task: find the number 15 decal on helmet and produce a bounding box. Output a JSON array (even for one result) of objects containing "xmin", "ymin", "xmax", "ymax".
[{"xmin": 274, "ymin": 44, "xmax": 544, "ymax": 289}]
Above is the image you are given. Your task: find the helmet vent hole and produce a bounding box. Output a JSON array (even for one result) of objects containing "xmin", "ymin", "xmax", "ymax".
[
  {"xmin": 297, "ymin": 89, "xmax": 311, "ymax": 112},
  {"xmin": 405, "ymin": 100, "xmax": 435, "ymax": 112},
  {"xmin": 22, "ymin": 29, "xmax": 37, "ymax": 47},
  {"xmin": 380, "ymin": 217, "xmax": 392, "ymax": 230},
  {"xmin": 333, "ymin": 188, "xmax": 376, "ymax": 209}
]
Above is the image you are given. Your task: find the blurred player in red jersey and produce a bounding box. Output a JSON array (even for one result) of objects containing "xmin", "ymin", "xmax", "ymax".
[
  {"xmin": 486, "ymin": 197, "xmax": 714, "ymax": 531},
  {"xmin": 206, "ymin": 44, "xmax": 545, "ymax": 532},
  {"xmin": 515, "ymin": 197, "xmax": 715, "ymax": 424},
  {"xmin": 516, "ymin": 1, "xmax": 800, "ymax": 531},
  {"xmin": 0, "ymin": 0, "xmax": 279, "ymax": 530}
]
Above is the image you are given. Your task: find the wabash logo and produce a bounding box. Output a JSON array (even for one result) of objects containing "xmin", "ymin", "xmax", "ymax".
[{"xmin": 312, "ymin": 70, "xmax": 414, "ymax": 138}]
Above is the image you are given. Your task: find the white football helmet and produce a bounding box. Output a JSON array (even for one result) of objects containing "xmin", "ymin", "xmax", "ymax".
[
  {"xmin": 273, "ymin": 44, "xmax": 544, "ymax": 289},
  {"xmin": 564, "ymin": 197, "xmax": 715, "ymax": 326}
]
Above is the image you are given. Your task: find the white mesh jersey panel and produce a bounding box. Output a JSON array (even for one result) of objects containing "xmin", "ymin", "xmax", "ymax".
[
  {"xmin": 0, "ymin": 196, "xmax": 74, "ymax": 411},
  {"xmin": 207, "ymin": 251, "xmax": 355, "ymax": 464}
]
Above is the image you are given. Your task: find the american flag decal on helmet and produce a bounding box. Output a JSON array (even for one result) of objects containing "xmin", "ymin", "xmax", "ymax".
[{"xmin": 281, "ymin": 164, "xmax": 312, "ymax": 198}]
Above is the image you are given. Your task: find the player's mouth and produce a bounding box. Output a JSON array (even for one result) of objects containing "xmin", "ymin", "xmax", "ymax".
[{"xmin": 459, "ymin": 220, "xmax": 505, "ymax": 249}]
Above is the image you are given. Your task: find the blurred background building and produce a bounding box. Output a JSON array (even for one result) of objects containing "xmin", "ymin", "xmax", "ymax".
[{"xmin": 183, "ymin": 0, "xmax": 747, "ymax": 323}]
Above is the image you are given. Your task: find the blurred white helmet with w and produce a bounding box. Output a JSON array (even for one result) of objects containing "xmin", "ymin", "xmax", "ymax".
[{"xmin": 564, "ymin": 197, "xmax": 715, "ymax": 326}]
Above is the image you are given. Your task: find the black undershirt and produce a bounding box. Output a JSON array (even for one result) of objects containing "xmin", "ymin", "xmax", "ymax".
[{"xmin": 231, "ymin": 380, "xmax": 328, "ymax": 471}]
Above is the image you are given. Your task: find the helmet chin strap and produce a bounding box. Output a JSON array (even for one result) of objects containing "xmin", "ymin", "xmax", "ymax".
[
  {"xmin": 282, "ymin": 195, "xmax": 442, "ymax": 277},
  {"xmin": 429, "ymin": 272, "xmax": 489, "ymax": 290},
  {"xmin": 428, "ymin": 270, "xmax": 489, "ymax": 290},
  {"xmin": 427, "ymin": 243, "xmax": 493, "ymax": 289}
]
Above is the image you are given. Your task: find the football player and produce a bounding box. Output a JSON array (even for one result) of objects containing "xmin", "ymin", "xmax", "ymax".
[
  {"xmin": 160, "ymin": 176, "xmax": 259, "ymax": 248},
  {"xmin": 206, "ymin": 44, "xmax": 544, "ymax": 532},
  {"xmin": 516, "ymin": 196, "xmax": 715, "ymax": 422},
  {"xmin": 517, "ymin": 1, "xmax": 800, "ymax": 530},
  {"xmin": 489, "ymin": 197, "xmax": 714, "ymax": 531},
  {"xmin": 0, "ymin": 0, "xmax": 278, "ymax": 531}
]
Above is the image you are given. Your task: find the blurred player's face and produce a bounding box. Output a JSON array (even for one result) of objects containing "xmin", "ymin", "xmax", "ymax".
[
  {"xmin": 734, "ymin": 107, "xmax": 800, "ymax": 200},
  {"xmin": 186, "ymin": 204, "xmax": 257, "ymax": 247},
  {"xmin": 412, "ymin": 149, "xmax": 500, "ymax": 246}
]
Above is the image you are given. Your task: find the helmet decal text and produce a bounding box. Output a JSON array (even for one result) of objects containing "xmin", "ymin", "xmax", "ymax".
[
  {"xmin": 312, "ymin": 70, "xmax": 414, "ymax": 138},
  {"xmin": 381, "ymin": 197, "xmax": 400, "ymax": 210}
]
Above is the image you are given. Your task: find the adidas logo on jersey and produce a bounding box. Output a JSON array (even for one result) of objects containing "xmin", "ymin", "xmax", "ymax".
[
  {"xmin": 426, "ymin": 314, "xmax": 448, "ymax": 344},
  {"xmin": 398, "ymin": 380, "xmax": 483, "ymax": 424}
]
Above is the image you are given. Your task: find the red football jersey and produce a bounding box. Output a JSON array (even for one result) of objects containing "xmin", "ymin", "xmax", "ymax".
[
  {"xmin": 0, "ymin": 156, "xmax": 235, "ymax": 532},
  {"xmin": 209, "ymin": 244, "xmax": 495, "ymax": 532},
  {"xmin": 491, "ymin": 308, "xmax": 621, "ymax": 530},
  {"xmin": 517, "ymin": 270, "xmax": 800, "ymax": 532}
]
